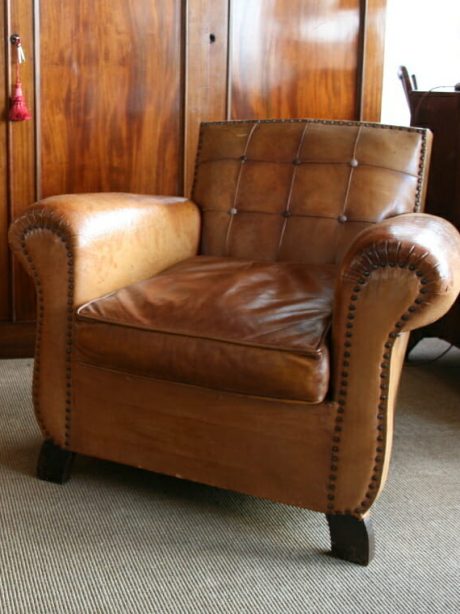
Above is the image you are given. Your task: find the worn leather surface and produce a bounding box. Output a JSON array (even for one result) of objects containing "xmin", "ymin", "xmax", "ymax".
[
  {"xmin": 329, "ymin": 212, "xmax": 460, "ymax": 514},
  {"xmin": 71, "ymin": 361, "xmax": 337, "ymax": 511},
  {"xmin": 76, "ymin": 256, "xmax": 335, "ymax": 402},
  {"xmin": 194, "ymin": 120, "xmax": 431, "ymax": 264},
  {"xmin": 8, "ymin": 193, "xmax": 200, "ymax": 446},
  {"xmin": 10, "ymin": 119, "xmax": 460, "ymax": 520}
]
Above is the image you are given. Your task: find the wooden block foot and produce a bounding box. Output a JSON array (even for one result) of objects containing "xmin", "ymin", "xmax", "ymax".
[
  {"xmin": 326, "ymin": 513, "xmax": 375, "ymax": 565},
  {"xmin": 37, "ymin": 439, "xmax": 75, "ymax": 484}
]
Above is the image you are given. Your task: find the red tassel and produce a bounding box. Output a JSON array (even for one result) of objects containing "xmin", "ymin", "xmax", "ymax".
[{"xmin": 9, "ymin": 79, "xmax": 31, "ymax": 122}]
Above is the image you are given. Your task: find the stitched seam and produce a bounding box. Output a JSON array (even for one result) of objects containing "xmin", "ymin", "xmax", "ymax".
[
  {"xmin": 224, "ymin": 122, "xmax": 259, "ymax": 256},
  {"xmin": 201, "ymin": 209, "xmax": 381, "ymax": 224},
  {"xmin": 75, "ymin": 360, "xmax": 324, "ymax": 405},
  {"xmin": 339, "ymin": 126, "xmax": 362, "ymax": 218},
  {"xmin": 277, "ymin": 124, "xmax": 310, "ymax": 258},
  {"xmin": 326, "ymin": 244, "xmax": 435, "ymax": 517},
  {"xmin": 196, "ymin": 158, "xmax": 421, "ymax": 179},
  {"xmin": 75, "ymin": 315, "xmax": 327, "ymax": 357}
]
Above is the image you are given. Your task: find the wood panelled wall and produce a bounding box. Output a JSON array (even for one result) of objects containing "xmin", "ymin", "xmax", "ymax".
[
  {"xmin": 0, "ymin": 0, "xmax": 386, "ymax": 356},
  {"xmin": 231, "ymin": 0, "xmax": 360, "ymax": 120},
  {"xmin": 40, "ymin": 0, "xmax": 183, "ymax": 197}
]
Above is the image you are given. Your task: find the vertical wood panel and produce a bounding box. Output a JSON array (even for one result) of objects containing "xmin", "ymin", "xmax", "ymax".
[
  {"xmin": 230, "ymin": 0, "xmax": 361, "ymax": 120},
  {"xmin": 183, "ymin": 0, "xmax": 228, "ymax": 195},
  {"xmin": 10, "ymin": 0, "xmax": 36, "ymax": 321},
  {"xmin": 0, "ymin": 2, "xmax": 10, "ymax": 320},
  {"xmin": 39, "ymin": 0, "xmax": 183, "ymax": 197},
  {"xmin": 361, "ymin": 0, "xmax": 386, "ymax": 121},
  {"xmin": 229, "ymin": 0, "xmax": 385, "ymax": 122}
]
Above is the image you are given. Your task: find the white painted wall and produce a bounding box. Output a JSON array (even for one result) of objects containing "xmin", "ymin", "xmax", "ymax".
[{"xmin": 381, "ymin": 0, "xmax": 460, "ymax": 125}]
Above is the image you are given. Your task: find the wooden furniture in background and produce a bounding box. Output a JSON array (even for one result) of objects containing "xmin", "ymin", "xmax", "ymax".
[
  {"xmin": 1, "ymin": 0, "xmax": 387, "ymax": 357},
  {"xmin": 399, "ymin": 67, "xmax": 460, "ymax": 347}
]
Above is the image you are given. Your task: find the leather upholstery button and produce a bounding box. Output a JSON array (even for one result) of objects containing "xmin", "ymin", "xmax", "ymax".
[
  {"xmin": 293, "ymin": 158, "xmax": 301, "ymax": 165},
  {"xmin": 229, "ymin": 208, "xmax": 238, "ymax": 215},
  {"xmin": 349, "ymin": 158, "xmax": 359, "ymax": 168},
  {"xmin": 338, "ymin": 214, "xmax": 347, "ymax": 223},
  {"xmin": 282, "ymin": 210, "xmax": 291, "ymax": 218}
]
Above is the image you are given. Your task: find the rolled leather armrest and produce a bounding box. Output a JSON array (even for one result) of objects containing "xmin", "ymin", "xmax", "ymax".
[
  {"xmin": 8, "ymin": 192, "xmax": 201, "ymax": 446},
  {"xmin": 336, "ymin": 213, "xmax": 460, "ymax": 333},
  {"xmin": 9, "ymin": 193, "xmax": 201, "ymax": 305},
  {"xmin": 327, "ymin": 213, "xmax": 460, "ymax": 517}
]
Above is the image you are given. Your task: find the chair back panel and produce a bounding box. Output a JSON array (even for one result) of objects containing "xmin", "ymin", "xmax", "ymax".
[{"xmin": 192, "ymin": 119, "xmax": 431, "ymax": 264}]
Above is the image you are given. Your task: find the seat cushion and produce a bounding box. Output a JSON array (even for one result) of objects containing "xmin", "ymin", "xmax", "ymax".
[{"xmin": 75, "ymin": 256, "xmax": 336, "ymax": 402}]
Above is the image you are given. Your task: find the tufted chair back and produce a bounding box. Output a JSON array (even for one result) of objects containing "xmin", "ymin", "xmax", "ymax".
[{"xmin": 192, "ymin": 119, "xmax": 431, "ymax": 264}]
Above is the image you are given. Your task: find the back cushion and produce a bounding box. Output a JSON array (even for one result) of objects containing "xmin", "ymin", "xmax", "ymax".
[{"xmin": 192, "ymin": 119, "xmax": 431, "ymax": 264}]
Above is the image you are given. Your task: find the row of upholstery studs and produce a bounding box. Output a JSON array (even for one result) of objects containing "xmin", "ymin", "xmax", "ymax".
[
  {"xmin": 236, "ymin": 155, "xmax": 360, "ymax": 167},
  {"xmin": 326, "ymin": 258, "xmax": 429, "ymax": 514},
  {"xmin": 227, "ymin": 208, "xmax": 349, "ymax": 223}
]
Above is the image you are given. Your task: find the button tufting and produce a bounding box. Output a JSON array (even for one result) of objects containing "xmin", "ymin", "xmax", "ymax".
[
  {"xmin": 229, "ymin": 208, "xmax": 238, "ymax": 215},
  {"xmin": 282, "ymin": 210, "xmax": 291, "ymax": 218},
  {"xmin": 338, "ymin": 214, "xmax": 347, "ymax": 223},
  {"xmin": 349, "ymin": 158, "xmax": 359, "ymax": 168},
  {"xmin": 292, "ymin": 158, "xmax": 301, "ymax": 165},
  {"xmin": 240, "ymin": 155, "xmax": 247, "ymax": 163}
]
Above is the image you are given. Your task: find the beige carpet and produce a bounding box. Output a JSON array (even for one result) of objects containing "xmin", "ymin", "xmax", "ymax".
[{"xmin": 0, "ymin": 339, "xmax": 459, "ymax": 613}]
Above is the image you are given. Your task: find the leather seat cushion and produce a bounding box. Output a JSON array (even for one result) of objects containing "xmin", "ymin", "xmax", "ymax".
[{"xmin": 75, "ymin": 256, "xmax": 335, "ymax": 403}]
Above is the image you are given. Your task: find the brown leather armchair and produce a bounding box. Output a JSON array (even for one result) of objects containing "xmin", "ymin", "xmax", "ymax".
[{"xmin": 9, "ymin": 119, "xmax": 460, "ymax": 565}]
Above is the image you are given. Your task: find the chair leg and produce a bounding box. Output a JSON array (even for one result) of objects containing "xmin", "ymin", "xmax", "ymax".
[
  {"xmin": 326, "ymin": 513, "xmax": 375, "ymax": 565},
  {"xmin": 37, "ymin": 439, "xmax": 75, "ymax": 484}
]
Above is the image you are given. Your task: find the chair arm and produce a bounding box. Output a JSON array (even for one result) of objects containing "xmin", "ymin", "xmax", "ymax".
[
  {"xmin": 327, "ymin": 213, "xmax": 460, "ymax": 517},
  {"xmin": 8, "ymin": 193, "xmax": 201, "ymax": 446},
  {"xmin": 9, "ymin": 193, "xmax": 201, "ymax": 305}
]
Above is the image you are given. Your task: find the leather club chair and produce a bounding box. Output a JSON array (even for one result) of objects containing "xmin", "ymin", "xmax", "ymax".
[{"xmin": 9, "ymin": 119, "xmax": 460, "ymax": 565}]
